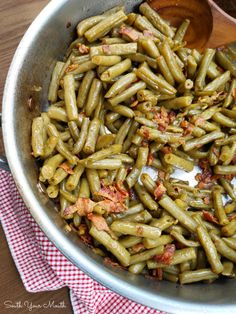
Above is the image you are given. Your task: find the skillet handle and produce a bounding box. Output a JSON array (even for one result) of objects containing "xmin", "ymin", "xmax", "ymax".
[{"xmin": 0, "ymin": 112, "xmax": 10, "ymax": 172}]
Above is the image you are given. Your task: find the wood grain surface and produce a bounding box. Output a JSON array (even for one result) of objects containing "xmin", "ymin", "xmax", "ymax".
[{"xmin": 0, "ymin": 1, "xmax": 72, "ymax": 313}]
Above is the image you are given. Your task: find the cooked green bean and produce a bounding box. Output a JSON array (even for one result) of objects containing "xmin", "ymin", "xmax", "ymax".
[
  {"xmin": 90, "ymin": 225, "xmax": 130, "ymax": 266},
  {"xmin": 128, "ymin": 262, "xmax": 146, "ymax": 274},
  {"xmin": 73, "ymin": 117, "xmax": 90, "ymax": 154},
  {"xmin": 159, "ymin": 195, "xmax": 197, "ymax": 232},
  {"xmin": 134, "ymin": 183, "xmax": 158, "ymax": 211},
  {"xmin": 196, "ymin": 225, "xmax": 223, "ymax": 274},
  {"xmin": 85, "ymin": 10, "xmax": 127, "ymax": 42},
  {"xmin": 64, "ymin": 74, "xmax": 78, "ymax": 121},
  {"xmin": 105, "ymin": 72, "xmax": 137, "ymax": 98},
  {"xmin": 134, "ymin": 14, "xmax": 164, "ymax": 40},
  {"xmin": 203, "ymin": 71, "xmax": 231, "ymax": 92},
  {"xmin": 109, "ymin": 81, "xmax": 146, "ymax": 106},
  {"xmin": 216, "ymin": 50, "xmax": 236, "ymax": 77},
  {"xmin": 214, "ymin": 165, "xmax": 236, "ymax": 175},
  {"xmin": 48, "ymin": 61, "xmax": 65, "ymax": 103},
  {"xmin": 136, "ymin": 62, "xmax": 177, "ymax": 93},
  {"xmin": 159, "ymin": 41, "xmax": 186, "ymax": 83},
  {"xmin": 156, "ymin": 55, "xmax": 175, "ymax": 86},
  {"xmin": 77, "ymin": 70, "xmax": 96, "ymax": 109},
  {"xmin": 221, "ymin": 220, "xmax": 236, "ymax": 237},
  {"xmin": 174, "ymin": 19, "xmax": 190, "ymax": 42},
  {"xmin": 32, "ymin": 117, "xmax": 46, "ymax": 157},
  {"xmin": 179, "ymin": 269, "xmax": 218, "ymax": 284},
  {"xmin": 143, "ymin": 235, "xmax": 173, "ymax": 249},
  {"xmin": 195, "ymin": 49, "xmax": 215, "ymax": 90},
  {"xmin": 130, "ymin": 246, "xmax": 164, "ymax": 265},
  {"xmin": 65, "ymin": 164, "xmax": 84, "ymax": 191},
  {"xmin": 90, "ymin": 43, "xmax": 137, "ymax": 57},
  {"xmin": 183, "ymin": 130, "xmax": 224, "ymax": 151},
  {"xmin": 212, "ymin": 189, "xmax": 229, "ymax": 225},
  {"xmin": 139, "ymin": 3, "xmax": 175, "ymax": 38},
  {"xmin": 83, "ymin": 118, "xmax": 101, "ymax": 154},
  {"xmin": 210, "ymin": 232, "xmax": 236, "ymax": 263},
  {"xmin": 101, "ymin": 58, "xmax": 131, "ymax": 82},
  {"xmin": 86, "ymin": 168, "xmax": 101, "ymax": 196},
  {"xmin": 147, "ymin": 248, "xmax": 197, "ymax": 268}
]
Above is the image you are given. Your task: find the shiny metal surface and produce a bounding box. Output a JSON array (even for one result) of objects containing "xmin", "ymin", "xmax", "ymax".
[{"xmin": 2, "ymin": 1, "xmax": 236, "ymax": 313}]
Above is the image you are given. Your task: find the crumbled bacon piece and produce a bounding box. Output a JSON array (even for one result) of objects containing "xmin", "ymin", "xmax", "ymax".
[
  {"xmin": 233, "ymin": 88, "xmax": 236, "ymax": 99},
  {"xmin": 158, "ymin": 170, "xmax": 166, "ymax": 180},
  {"xmin": 77, "ymin": 43, "xmax": 89, "ymax": 54},
  {"xmin": 64, "ymin": 198, "xmax": 95, "ymax": 217},
  {"xmin": 194, "ymin": 117, "xmax": 205, "ymax": 127},
  {"xmin": 131, "ymin": 243, "xmax": 145, "ymax": 253},
  {"xmin": 154, "ymin": 244, "xmax": 175, "ymax": 265},
  {"xmin": 104, "ymin": 257, "xmax": 124, "ymax": 269},
  {"xmin": 143, "ymin": 30, "xmax": 154, "ymax": 38},
  {"xmin": 59, "ymin": 162, "xmax": 74, "ymax": 174},
  {"xmin": 152, "ymin": 107, "xmax": 173, "ymax": 132},
  {"xmin": 137, "ymin": 226, "xmax": 144, "ymax": 236},
  {"xmin": 229, "ymin": 214, "xmax": 236, "ymax": 221},
  {"xmin": 180, "ymin": 120, "xmax": 194, "ymax": 136},
  {"xmin": 203, "ymin": 197, "xmax": 210, "ymax": 205},
  {"xmin": 232, "ymin": 155, "xmax": 236, "ymax": 165},
  {"xmin": 211, "ymin": 145, "xmax": 220, "ymax": 158},
  {"xmin": 202, "ymin": 210, "xmax": 218, "ymax": 224},
  {"xmin": 65, "ymin": 64, "xmax": 79, "ymax": 73},
  {"xmin": 147, "ymin": 153, "xmax": 154, "ymax": 166},
  {"xmin": 87, "ymin": 213, "xmax": 110, "ymax": 233},
  {"xmin": 141, "ymin": 127, "xmax": 151, "ymax": 140},
  {"xmin": 102, "ymin": 45, "xmax": 110, "ymax": 54},
  {"xmin": 119, "ymin": 25, "xmax": 140, "ymax": 41},
  {"xmin": 161, "ymin": 146, "xmax": 172, "ymax": 154},
  {"xmin": 154, "ymin": 182, "xmax": 166, "ymax": 200},
  {"xmin": 95, "ymin": 182, "xmax": 129, "ymax": 203},
  {"xmin": 98, "ymin": 199, "xmax": 126, "ymax": 213},
  {"xmin": 153, "ymin": 268, "xmax": 163, "ymax": 281}
]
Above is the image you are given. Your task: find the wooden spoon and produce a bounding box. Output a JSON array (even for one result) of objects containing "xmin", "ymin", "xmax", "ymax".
[{"xmin": 148, "ymin": 0, "xmax": 236, "ymax": 51}]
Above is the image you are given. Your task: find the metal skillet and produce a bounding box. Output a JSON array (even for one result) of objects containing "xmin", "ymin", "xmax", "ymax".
[{"xmin": 1, "ymin": 0, "xmax": 236, "ymax": 313}]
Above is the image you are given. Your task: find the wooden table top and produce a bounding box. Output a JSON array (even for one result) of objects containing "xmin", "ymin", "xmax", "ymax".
[{"xmin": 0, "ymin": 1, "xmax": 72, "ymax": 313}]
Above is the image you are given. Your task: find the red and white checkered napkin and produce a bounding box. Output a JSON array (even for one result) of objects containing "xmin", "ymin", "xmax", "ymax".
[{"xmin": 0, "ymin": 169, "xmax": 164, "ymax": 314}]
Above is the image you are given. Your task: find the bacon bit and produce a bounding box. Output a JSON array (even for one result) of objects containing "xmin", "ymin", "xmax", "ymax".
[
  {"xmin": 77, "ymin": 43, "xmax": 89, "ymax": 54},
  {"xmin": 232, "ymin": 155, "xmax": 236, "ymax": 165},
  {"xmin": 78, "ymin": 223, "xmax": 87, "ymax": 236},
  {"xmin": 158, "ymin": 170, "xmax": 166, "ymax": 181},
  {"xmin": 202, "ymin": 210, "xmax": 218, "ymax": 224},
  {"xmin": 153, "ymin": 268, "xmax": 163, "ymax": 281},
  {"xmin": 199, "ymin": 159, "xmax": 210, "ymax": 171},
  {"xmin": 154, "ymin": 244, "xmax": 176, "ymax": 265},
  {"xmin": 161, "ymin": 146, "xmax": 172, "ymax": 155},
  {"xmin": 137, "ymin": 226, "xmax": 144, "ymax": 236},
  {"xmin": 102, "ymin": 45, "xmax": 110, "ymax": 54},
  {"xmin": 59, "ymin": 162, "xmax": 74, "ymax": 174},
  {"xmin": 64, "ymin": 198, "xmax": 96, "ymax": 217},
  {"xmin": 142, "ymin": 127, "xmax": 150, "ymax": 140},
  {"xmin": 115, "ymin": 182, "xmax": 129, "ymax": 199},
  {"xmin": 154, "ymin": 182, "xmax": 166, "ymax": 200},
  {"xmin": 224, "ymin": 174, "xmax": 236, "ymax": 181},
  {"xmin": 229, "ymin": 214, "xmax": 236, "ymax": 221},
  {"xmin": 104, "ymin": 257, "xmax": 125, "ymax": 269},
  {"xmin": 152, "ymin": 107, "xmax": 172, "ymax": 132},
  {"xmin": 180, "ymin": 120, "xmax": 194, "ymax": 136},
  {"xmin": 147, "ymin": 153, "xmax": 154, "ymax": 166},
  {"xmin": 119, "ymin": 25, "xmax": 140, "ymax": 41},
  {"xmin": 131, "ymin": 243, "xmax": 145, "ymax": 253},
  {"xmin": 203, "ymin": 196, "xmax": 210, "ymax": 205},
  {"xmin": 233, "ymin": 88, "xmax": 236, "ymax": 99},
  {"xmin": 95, "ymin": 183, "xmax": 129, "ymax": 204},
  {"xmin": 143, "ymin": 30, "xmax": 154, "ymax": 38},
  {"xmin": 211, "ymin": 145, "xmax": 220, "ymax": 158},
  {"xmin": 194, "ymin": 117, "xmax": 205, "ymax": 127},
  {"xmin": 130, "ymin": 100, "xmax": 139, "ymax": 108},
  {"xmin": 168, "ymin": 111, "xmax": 176, "ymax": 123},
  {"xmin": 87, "ymin": 213, "xmax": 110, "ymax": 232},
  {"xmin": 141, "ymin": 139, "xmax": 149, "ymax": 147},
  {"xmin": 65, "ymin": 64, "xmax": 79, "ymax": 73}
]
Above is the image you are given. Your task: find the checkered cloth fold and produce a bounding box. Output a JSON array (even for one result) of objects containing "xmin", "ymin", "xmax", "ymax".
[{"xmin": 0, "ymin": 169, "xmax": 163, "ymax": 314}]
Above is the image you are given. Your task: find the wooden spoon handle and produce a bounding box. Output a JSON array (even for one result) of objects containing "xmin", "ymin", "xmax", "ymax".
[{"xmin": 207, "ymin": 0, "xmax": 236, "ymax": 48}]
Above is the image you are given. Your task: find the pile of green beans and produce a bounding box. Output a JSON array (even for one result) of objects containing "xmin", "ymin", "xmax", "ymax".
[{"xmin": 32, "ymin": 2, "xmax": 236, "ymax": 284}]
